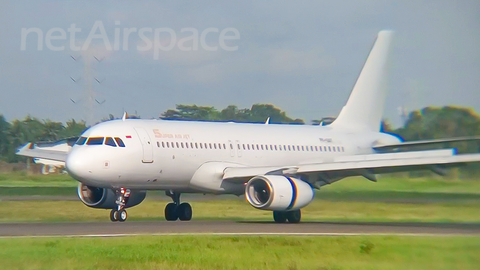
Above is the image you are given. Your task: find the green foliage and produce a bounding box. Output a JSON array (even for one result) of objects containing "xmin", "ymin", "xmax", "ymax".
[
  {"xmin": 0, "ymin": 116, "xmax": 87, "ymax": 162},
  {"xmin": 396, "ymin": 106, "xmax": 480, "ymax": 141},
  {"xmin": 161, "ymin": 104, "xmax": 305, "ymax": 124}
]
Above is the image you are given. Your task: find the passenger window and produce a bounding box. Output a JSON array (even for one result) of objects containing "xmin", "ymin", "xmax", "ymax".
[
  {"xmin": 328, "ymin": 146, "xmax": 331, "ymax": 152},
  {"xmin": 114, "ymin": 137, "xmax": 125, "ymax": 147},
  {"xmin": 87, "ymin": 137, "xmax": 104, "ymax": 145},
  {"xmin": 230, "ymin": 144, "xmax": 233, "ymax": 150},
  {"xmin": 105, "ymin": 137, "xmax": 117, "ymax": 147},
  {"xmin": 156, "ymin": 142, "xmax": 160, "ymax": 148},
  {"xmin": 214, "ymin": 144, "xmax": 217, "ymax": 149},
  {"xmin": 75, "ymin": 137, "xmax": 87, "ymax": 145}
]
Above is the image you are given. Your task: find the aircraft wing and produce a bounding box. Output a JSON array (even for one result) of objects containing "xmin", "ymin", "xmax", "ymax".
[
  {"xmin": 16, "ymin": 143, "xmax": 68, "ymax": 162},
  {"xmin": 222, "ymin": 149, "xmax": 480, "ymax": 183},
  {"xmin": 373, "ymin": 136, "xmax": 480, "ymax": 152}
]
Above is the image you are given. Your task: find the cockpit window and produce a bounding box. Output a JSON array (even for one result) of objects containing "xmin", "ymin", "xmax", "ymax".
[
  {"xmin": 75, "ymin": 137, "xmax": 87, "ymax": 145},
  {"xmin": 105, "ymin": 137, "xmax": 117, "ymax": 147},
  {"xmin": 87, "ymin": 137, "xmax": 104, "ymax": 145},
  {"xmin": 115, "ymin": 137, "xmax": 125, "ymax": 147}
]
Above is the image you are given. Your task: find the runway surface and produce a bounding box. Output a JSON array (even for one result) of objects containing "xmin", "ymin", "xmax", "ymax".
[{"xmin": 1, "ymin": 221, "xmax": 480, "ymax": 237}]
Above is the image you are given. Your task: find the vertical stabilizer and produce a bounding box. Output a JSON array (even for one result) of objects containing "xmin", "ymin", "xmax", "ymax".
[{"xmin": 331, "ymin": 30, "xmax": 394, "ymax": 131}]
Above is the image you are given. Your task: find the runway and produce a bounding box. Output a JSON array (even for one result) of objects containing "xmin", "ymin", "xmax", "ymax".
[{"xmin": 1, "ymin": 221, "xmax": 480, "ymax": 238}]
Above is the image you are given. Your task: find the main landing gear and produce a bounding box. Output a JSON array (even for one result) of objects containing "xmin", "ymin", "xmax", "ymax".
[
  {"xmin": 164, "ymin": 190, "xmax": 192, "ymax": 221},
  {"xmin": 273, "ymin": 210, "xmax": 301, "ymax": 223},
  {"xmin": 110, "ymin": 188, "xmax": 130, "ymax": 222}
]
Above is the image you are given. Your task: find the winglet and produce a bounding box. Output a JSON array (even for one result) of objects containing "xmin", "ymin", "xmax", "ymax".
[
  {"xmin": 122, "ymin": 112, "xmax": 127, "ymax": 121},
  {"xmin": 265, "ymin": 117, "xmax": 270, "ymax": 125}
]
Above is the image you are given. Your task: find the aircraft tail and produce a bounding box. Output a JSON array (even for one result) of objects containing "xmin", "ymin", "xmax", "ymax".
[{"xmin": 331, "ymin": 30, "xmax": 394, "ymax": 131}]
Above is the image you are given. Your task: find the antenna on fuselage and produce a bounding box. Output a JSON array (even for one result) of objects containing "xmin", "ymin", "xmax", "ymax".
[{"xmin": 265, "ymin": 117, "xmax": 270, "ymax": 125}]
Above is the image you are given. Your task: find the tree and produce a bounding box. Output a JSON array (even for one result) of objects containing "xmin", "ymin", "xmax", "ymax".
[
  {"xmin": 161, "ymin": 105, "xmax": 220, "ymax": 121},
  {"xmin": 60, "ymin": 119, "xmax": 88, "ymax": 138},
  {"xmin": 0, "ymin": 115, "xmax": 11, "ymax": 160},
  {"xmin": 162, "ymin": 104, "xmax": 304, "ymax": 124}
]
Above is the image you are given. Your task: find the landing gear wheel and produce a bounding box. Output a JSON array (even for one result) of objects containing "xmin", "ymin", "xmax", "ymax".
[
  {"xmin": 118, "ymin": 209, "xmax": 128, "ymax": 222},
  {"xmin": 273, "ymin": 211, "xmax": 287, "ymax": 223},
  {"xmin": 286, "ymin": 210, "xmax": 301, "ymax": 223},
  {"xmin": 110, "ymin": 209, "xmax": 119, "ymax": 222},
  {"xmin": 165, "ymin": 203, "xmax": 178, "ymax": 221},
  {"xmin": 178, "ymin": 203, "xmax": 192, "ymax": 221}
]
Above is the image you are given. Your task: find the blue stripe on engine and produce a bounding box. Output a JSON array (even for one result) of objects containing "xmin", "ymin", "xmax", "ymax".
[{"xmin": 285, "ymin": 176, "xmax": 297, "ymax": 210}]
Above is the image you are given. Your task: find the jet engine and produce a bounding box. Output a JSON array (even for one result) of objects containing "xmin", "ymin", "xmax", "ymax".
[
  {"xmin": 245, "ymin": 175, "xmax": 315, "ymax": 211},
  {"xmin": 77, "ymin": 183, "xmax": 146, "ymax": 209}
]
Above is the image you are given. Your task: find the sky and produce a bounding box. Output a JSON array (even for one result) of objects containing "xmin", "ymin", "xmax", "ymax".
[{"xmin": 0, "ymin": 0, "xmax": 479, "ymax": 126}]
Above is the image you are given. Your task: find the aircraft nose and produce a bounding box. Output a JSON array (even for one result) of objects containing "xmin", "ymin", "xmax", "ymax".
[{"xmin": 66, "ymin": 149, "xmax": 91, "ymax": 181}]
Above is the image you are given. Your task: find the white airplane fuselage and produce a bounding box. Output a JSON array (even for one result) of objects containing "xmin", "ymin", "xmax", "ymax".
[{"xmin": 66, "ymin": 119, "xmax": 401, "ymax": 191}]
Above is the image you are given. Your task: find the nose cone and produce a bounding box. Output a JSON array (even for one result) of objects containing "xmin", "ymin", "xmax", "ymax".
[{"xmin": 66, "ymin": 149, "xmax": 91, "ymax": 182}]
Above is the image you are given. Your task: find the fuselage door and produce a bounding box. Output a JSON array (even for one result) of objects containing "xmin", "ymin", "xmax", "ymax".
[
  {"xmin": 228, "ymin": 140, "xmax": 235, "ymax": 157},
  {"xmin": 236, "ymin": 140, "xmax": 242, "ymax": 157},
  {"xmin": 134, "ymin": 127, "xmax": 154, "ymax": 163}
]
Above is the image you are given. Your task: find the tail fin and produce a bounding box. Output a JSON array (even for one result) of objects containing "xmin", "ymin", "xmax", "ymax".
[{"xmin": 331, "ymin": 30, "xmax": 394, "ymax": 131}]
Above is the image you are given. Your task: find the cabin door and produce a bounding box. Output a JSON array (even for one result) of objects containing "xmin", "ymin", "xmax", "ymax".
[{"xmin": 134, "ymin": 127, "xmax": 154, "ymax": 163}]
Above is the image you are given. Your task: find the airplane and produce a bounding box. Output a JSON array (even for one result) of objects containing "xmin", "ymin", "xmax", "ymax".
[
  {"xmin": 30, "ymin": 137, "xmax": 78, "ymax": 174},
  {"xmin": 17, "ymin": 30, "xmax": 480, "ymax": 223}
]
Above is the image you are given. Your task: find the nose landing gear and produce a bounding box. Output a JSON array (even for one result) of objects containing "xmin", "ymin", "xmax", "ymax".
[
  {"xmin": 164, "ymin": 190, "xmax": 192, "ymax": 221},
  {"xmin": 110, "ymin": 188, "xmax": 130, "ymax": 222}
]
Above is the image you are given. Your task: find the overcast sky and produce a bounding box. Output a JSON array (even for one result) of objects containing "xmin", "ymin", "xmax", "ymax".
[{"xmin": 0, "ymin": 0, "xmax": 479, "ymax": 126}]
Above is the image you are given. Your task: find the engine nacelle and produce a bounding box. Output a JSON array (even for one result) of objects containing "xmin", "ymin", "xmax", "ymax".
[
  {"xmin": 245, "ymin": 175, "xmax": 315, "ymax": 211},
  {"xmin": 77, "ymin": 183, "xmax": 146, "ymax": 209}
]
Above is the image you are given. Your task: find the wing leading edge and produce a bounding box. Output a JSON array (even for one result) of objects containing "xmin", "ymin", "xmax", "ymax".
[
  {"xmin": 16, "ymin": 143, "xmax": 68, "ymax": 162},
  {"xmin": 223, "ymin": 149, "xmax": 480, "ymax": 183}
]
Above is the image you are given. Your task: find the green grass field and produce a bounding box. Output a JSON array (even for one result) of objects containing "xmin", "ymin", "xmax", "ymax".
[
  {"xmin": 0, "ymin": 173, "xmax": 479, "ymax": 223},
  {"xmin": 1, "ymin": 199, "xmax": 479, "ymax": 223},
  {"xmin": 0, "ymin": 235, "xmax": 478, "ymax": 269}
]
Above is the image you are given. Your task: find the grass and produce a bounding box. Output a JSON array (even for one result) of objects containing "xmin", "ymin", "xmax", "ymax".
[
  {"xmin": 0, "ymin": 172, "xmax": 77, "ymax": 187},
  {"xmin": 1, "ymin": 199, "xmax": 479, "ymax": 223},
  {"xmin": 0, "ymin": 172, "xmax": 479, "ymax": 223},
  {"xmin": 2, "ymin": 173, "xmax": 480, "ymax": 202},
  {"xmin": 0, "ymin": 235, "xmax": 478, "ymax": 269}
]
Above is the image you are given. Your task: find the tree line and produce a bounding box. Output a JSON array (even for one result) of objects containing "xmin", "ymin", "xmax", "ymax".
[{"xmin": 1, "ymin": 104, "xmax": 479, "ymax": 164}]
